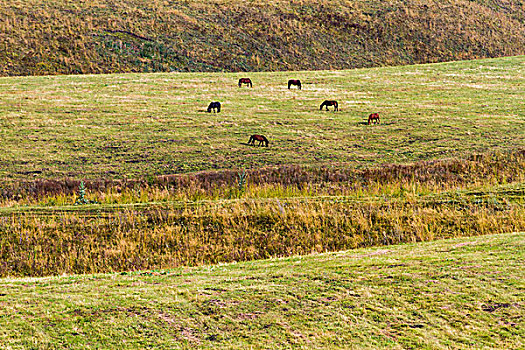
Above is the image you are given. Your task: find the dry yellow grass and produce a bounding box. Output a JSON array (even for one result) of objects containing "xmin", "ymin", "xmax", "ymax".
[{"xmin": 1, "ymin": 0, "xmax": 524, "ymax": 75}]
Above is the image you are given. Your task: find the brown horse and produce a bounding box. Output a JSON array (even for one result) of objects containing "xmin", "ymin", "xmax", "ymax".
[
  {"xmin": 320, "ymin": 100, "xmax": 338, "ymax": 111},
  {"xmin": 368, "ymin": 113, "xmax": 380, "ymax": 124},
  {"xmin": 288, "ymin": 79, "xmax": 301, "ymax": 90},
  {"xmin": 238, "ymin": 78, "xmax": 253, "ymax": 87},
  {"xmin": 248, "ymin": 134, "xmax": 269, "ymax": 147}
]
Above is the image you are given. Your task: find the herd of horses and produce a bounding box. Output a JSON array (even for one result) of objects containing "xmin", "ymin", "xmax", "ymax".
[{"xmin": 206, "ymin": 78, "xmax": 381, "ymax": 147}]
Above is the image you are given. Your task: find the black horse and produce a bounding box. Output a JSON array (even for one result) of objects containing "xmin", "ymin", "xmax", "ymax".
[
  {"xmin": 320, "ymin": 100, "xmax": 338, "ymax": 111},
  {"xmin": 248, "ymin": 134, "xmax": 269, "ymax": 147},
  {"xmin": 238, "ymin": 78, "xmax": 253, "ymax": 87},
  {"xmin": 288, "ymin": 79, "xmax": 301, "ymax": 90},
  {"xmin": 207, "ymin": 101, "xmax": 221, "ymax": 113}
]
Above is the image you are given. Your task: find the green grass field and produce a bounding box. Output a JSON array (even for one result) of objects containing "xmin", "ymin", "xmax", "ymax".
[
  {"xmin": 0, "ymin": 233, "xmax": 523, "ymax": 349},
  {"xmin": 1, "ymin": 55, "xmax": 523, "ymax": 181}
]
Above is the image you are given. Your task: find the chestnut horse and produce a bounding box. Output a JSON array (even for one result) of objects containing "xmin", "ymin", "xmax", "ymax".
[
  {"xmin": 207, "ymin": 101, "xmax": 221, "ymax": 113},
  {"xmin": 288, "ymin": 79, "xmax": 301, "ymax": 90},
  {"xmin": 368, "ymin": 113, "xmax": 380, "ymax": 124},
  {"xmin": 320, "ymin": 100, "xmax": 338, "ymax": 111},
  {"xmin": 238, "ymin": 78, "xmax": 253, "ymax": 87},
  {"xmin": 248, "ymin": 134, "xmax": 269, "ymax": 147}
]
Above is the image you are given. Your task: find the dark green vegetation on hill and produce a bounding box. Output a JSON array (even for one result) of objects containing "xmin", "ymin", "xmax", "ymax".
[
  {"xmin": 1, "ymin": 233, "xmax": 523, "ymax": 349},
  {"xmin": 1, "ymin": 0, "xmax": 524, "ymax": 76}
]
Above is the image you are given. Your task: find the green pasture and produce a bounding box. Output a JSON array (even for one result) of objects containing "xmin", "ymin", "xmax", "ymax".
[
  {"xmin": 1, "ymin": 56, "xmax": 523, "ymax": 181},
  {"xmin": 0, "ymin": 232, "xmax": 523, "ymax": 349}
]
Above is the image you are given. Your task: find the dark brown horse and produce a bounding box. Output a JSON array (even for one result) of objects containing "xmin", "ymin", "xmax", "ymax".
[
  {"xmin": 368, "ymin": 113, "xmax": 380, "ymax": 124},
  {"xmin": 238, "ymin": 78, "xmax": 253, "ymax": 87},
  {"xmin": 207, "ymin": 101, "xmax": 221, "ymax": 113},
  {"xmin": 288, "ymin": 79, "xmax": 301, "ymax": 90},
  {"xmin": 248, "ymin": 134, "xmax": 269, "ymax": 147},
  {"xmin": 320, "ymin": 100, "xmax": 338, "ymax": 111}
]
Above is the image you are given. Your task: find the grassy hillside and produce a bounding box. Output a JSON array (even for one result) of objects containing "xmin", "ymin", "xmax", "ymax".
[
  {"xmin": 0, "ymin": 233, "xmax": 523, "ymax": 349},
  {"xmin": 0, "ymin": 56, "xmax": 524, "ymax": 183},
  {"xmin": 1, "ymin": 0, "xmax": 524, "ymax": 76}
]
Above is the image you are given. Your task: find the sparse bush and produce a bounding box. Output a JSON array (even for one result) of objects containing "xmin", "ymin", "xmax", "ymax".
[{"xmin": 74, "ymin": 181, "xmax": 98, "ymax": 205}]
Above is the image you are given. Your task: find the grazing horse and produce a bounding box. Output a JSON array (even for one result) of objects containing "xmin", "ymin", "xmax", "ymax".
[
  {"xmin": 368, "ymin": 112, "xmax": 380, "ymax": 124},
  {"xmin": 320, "ymin": 100, "xmax": 338, "ymax": 111},
  {"xmin": 238, "ymin": 78, "xmax": 253, "ymax": 87},
  {"xmin": 288, "ymin": 79, "xmax": 301, "ymax": 90},
  {"xmin": 248, "ymin": 134, "xmax": 269, "ymax": 147},
  {"xmin": 207, "ymin": 101, "xmax": 221, "ymax": 113}
]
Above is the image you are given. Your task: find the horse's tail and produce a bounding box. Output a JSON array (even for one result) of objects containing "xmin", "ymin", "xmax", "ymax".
[
  {"xmin": 216, "ymin": 103, "xmax": 221, "ymax": 113},
  {"xmin": 288, "ymin": 81, "xmax": 291, "ymax": 89},
  {"xmin": 248, "ymin": 135, "xmax": 254, "ymax": 144},
  {"xmin": 320, "ymin": 102, "xmax": 324, "ymax": 110},
  {"xmin": 207, "ymin": 104, "xmax": 212, "ymax": 113},
  {"xmin": 262, "ymin": 136, "xmax": 269, "ymax": 147},
  {"xmin": 298, "ymin": 82, "xmax": 301, "ymax": 90},
  {"xmin": 335, "ymin": 101, "xmax": 338, "ymax": 110}
]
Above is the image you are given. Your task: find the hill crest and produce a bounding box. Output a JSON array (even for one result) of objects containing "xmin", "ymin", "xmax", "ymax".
[{"xmin": 1, "ymin": 0, "xmax": 524, "ymax": 76}]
